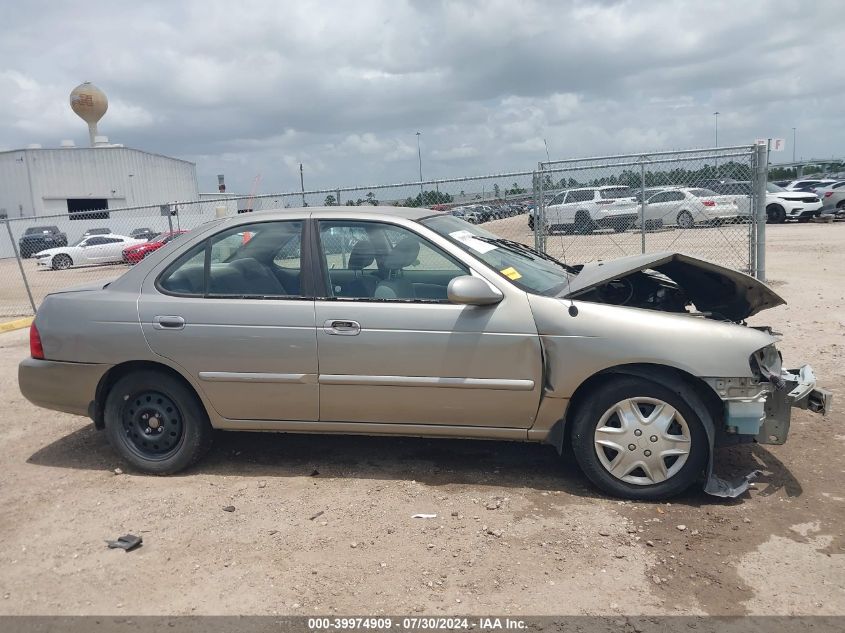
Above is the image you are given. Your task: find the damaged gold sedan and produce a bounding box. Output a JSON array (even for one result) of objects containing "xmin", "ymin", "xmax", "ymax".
[{"xmin": 19, "ymin": 208, "xmax": 831, "ymax": 500}]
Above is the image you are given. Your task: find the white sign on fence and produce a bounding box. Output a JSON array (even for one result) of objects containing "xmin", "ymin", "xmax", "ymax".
[{"xmin": 755, "ymin": 138, "xmax": 786, "ymax": 151}]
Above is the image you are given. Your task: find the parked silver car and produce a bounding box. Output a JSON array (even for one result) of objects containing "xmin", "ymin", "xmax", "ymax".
[
  {"xmin": 815, "ymin": 180, "xmax": 845, "ymax": 216},
  {"xmin": 19, "ymin": 208, "xmax": 830, "ymax": 500}
]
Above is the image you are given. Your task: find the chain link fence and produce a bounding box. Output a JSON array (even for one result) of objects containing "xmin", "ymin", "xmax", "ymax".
[
  {"xmin": 0, "ymin": 146, "xmax": 763, "ymax": 318},
  {"xmin": 534, "ymin": 146, "xmax": 762, "ymax": 275}
]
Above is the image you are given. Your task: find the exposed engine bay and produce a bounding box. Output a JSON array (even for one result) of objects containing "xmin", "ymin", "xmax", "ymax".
[{"xmin": 560, "ymin": 252, "xmax": 786, "ymax": 322}]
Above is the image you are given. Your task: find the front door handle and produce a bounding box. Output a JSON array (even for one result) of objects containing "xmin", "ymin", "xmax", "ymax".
[
  {"xmin": 153, "ymin": 315, "xmax": 186, "ymax": 330},
  {"xmin": 323, "ymin": 319, "xmax": 361, "ymax": 336}
]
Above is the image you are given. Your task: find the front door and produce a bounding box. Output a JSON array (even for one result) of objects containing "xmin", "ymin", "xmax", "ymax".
[
  {"xmin": 138, "ymin": 219, "xmax": 319, "ymax": 421},
  {"xmin": 313, "ymin": 219, "xmax": 542, "ymax": 429}
]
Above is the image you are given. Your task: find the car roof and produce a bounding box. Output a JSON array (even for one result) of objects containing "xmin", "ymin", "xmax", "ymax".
[{"xmin": 213, "ymin": 206, "xmax": 434, "ymax": 227}]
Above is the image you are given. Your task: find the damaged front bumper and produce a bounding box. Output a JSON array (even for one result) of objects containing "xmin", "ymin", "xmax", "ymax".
[
  {"xmin": 755, "ymin": 365, "xmax": 832, "ymax": 444},
  {"xmin": 702, "ymin": 364, "xmax": 832, "ymax": 498}
]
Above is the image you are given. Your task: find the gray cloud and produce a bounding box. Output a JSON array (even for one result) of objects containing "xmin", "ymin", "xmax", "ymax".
[{"xmin": 0, "ymin": 0, "xmax": 842, "ymax": 193}]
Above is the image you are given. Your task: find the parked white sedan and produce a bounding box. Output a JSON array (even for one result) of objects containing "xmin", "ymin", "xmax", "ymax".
[
  {"xmin": 35, "ymin": 234, "xmax": 146, "ymax": 270},
  {"xmin": 638, "ymin": 188, "xmax": 739, "ymax": 228}
]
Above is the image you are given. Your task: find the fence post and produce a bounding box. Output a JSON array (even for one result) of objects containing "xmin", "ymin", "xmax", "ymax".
[
  {"xmin": 4, "ymin": 220, "xmax": 37, "ymax": 315},
  {"xmin": 537, "ymin": 163, "xmax": 546, "ymax": 253},
  {"xmin": 753, "ymin": 143, "xmax": 768, "ymax": 281},
  {"xmin": 532, "ymin": 172, "xmax": 541, "ymax": 252},
  {"xmin": 639, "ymin": 158, "xmax": 647, "ymax": 254}
]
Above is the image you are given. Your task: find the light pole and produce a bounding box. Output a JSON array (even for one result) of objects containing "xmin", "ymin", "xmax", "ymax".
[
  {"xmin": 713, "ymin": 111, "xmax": 720, "ymax": 173},
  {"xmin": 416, "ymin": 132, "xmax": 424, "ymax": 204},
  {"xmin": 792, "ymin": 127, "xmax": 796, "ymax": 163}
]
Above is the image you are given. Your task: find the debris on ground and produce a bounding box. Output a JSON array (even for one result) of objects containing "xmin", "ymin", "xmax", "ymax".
[
  {"xmin": 106, "ymin": 534, "xmax": 142, "ymax": 551},
  {"xmin": 112, "ymin": 468, "xmax": 123, "ymax": 476},
  {"xmin": 222, "ymin": 505, "xmax": 236, "ymax": 513},
  {"xmin": 676, "ymin": 524, "xmax": 687, "ymax": 531},
  {"xmin": 412, "ymin": 513, "xmax": 437, "ymax": 519},
  {"xmin": 309, "ymin": 510, "xmax": 325, "ymax": 521}
]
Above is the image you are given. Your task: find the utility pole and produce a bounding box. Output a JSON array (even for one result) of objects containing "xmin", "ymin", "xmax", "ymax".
[
  {"xmin": 300, "ymin": 163, "xmax": 306, "ymax": 207},
  {"xmin": 416, "ymin": 132, "xmax": 424, "ymax": 204},
  {"xmin": 792, "ymin": 127, "xmax": 796, "ymax": 163},
  {"xmin": 713, "ymin": 111, "xmax": 720, "ymax": 172}
]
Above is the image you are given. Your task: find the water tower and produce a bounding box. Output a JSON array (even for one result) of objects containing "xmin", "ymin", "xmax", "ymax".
[{"xmin": 69, "ymin": 82, "xmax": 108, "ymax": 147}]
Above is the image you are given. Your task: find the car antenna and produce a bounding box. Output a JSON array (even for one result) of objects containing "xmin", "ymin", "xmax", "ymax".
[{"xmin": 555, "ymin": 236, "xmax": 578, "ymax": 317}]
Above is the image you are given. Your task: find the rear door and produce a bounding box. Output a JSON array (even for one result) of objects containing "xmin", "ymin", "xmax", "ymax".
[{"xmin": 138, "ymin": 218, "xmax": 319, "ymax": 422}]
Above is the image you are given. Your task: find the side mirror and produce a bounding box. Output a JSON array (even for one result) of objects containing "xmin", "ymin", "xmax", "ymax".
[{"xmin": 447, "ymin": 275, "xmax": 503, "ymax": 306}]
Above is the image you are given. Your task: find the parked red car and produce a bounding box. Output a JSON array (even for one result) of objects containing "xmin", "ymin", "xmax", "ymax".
[{"xmin": 122, "ymin": 231, "xmax": 186, "ymax": 264}]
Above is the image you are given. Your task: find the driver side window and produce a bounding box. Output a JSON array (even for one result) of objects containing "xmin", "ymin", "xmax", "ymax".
[{"xmin": 317, "ymin": 221, "xmax": 467, "ymax": 301}]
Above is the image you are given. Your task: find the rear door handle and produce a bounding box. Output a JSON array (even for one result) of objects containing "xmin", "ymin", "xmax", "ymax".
[
  {"xmin": 153, "ymin": 315, "xmax": 186, "ymax": 330},
  {"xmin": 323, "ymin": 319, "xmax": 361, "ymax": 336}
]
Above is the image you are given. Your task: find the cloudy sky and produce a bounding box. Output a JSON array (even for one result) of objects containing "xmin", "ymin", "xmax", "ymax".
[{"xmin": 1, "ymin": 0, "xmax": 843, "ymax": 194}]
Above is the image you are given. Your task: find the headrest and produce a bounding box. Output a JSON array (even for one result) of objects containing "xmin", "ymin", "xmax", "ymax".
[
  {"xmin": 384, "ymin": 237, "xmax": 420, "ymax": 270},
  {"xmin": 348, "ymin": 239, "xmax": 375, "ymax": 270}
]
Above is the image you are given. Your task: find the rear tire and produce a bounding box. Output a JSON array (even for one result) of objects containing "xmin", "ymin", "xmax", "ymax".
[
  {"xmin": 676, "ymin": 210, "xmax": 694, "ymax": 229},
  {"xmin": 52, "ymin": 254, "xmax": 72, "ymax": 270},
  {"xmin": 104, "ymin": 370, "xmax": 213, "ymax": 475},
  {"xmin": 570, "ymin": 376, "xmax": 709, "ymax": 500},
  {"xmin": 574, "ymin": 211, "xmax": 595, "ymax": 234}
]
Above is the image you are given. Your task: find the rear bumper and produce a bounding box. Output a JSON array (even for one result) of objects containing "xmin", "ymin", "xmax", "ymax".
[
  {"xmin": 18, "ymin": 357, "xmax": 111, "ymax": 418},
  {"xmin": 756, "ymin": 365, "xmax": 832, "ymax": 445}
]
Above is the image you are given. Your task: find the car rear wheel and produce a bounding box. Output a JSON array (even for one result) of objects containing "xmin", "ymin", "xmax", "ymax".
[
  {"xmin": 676, "ymin": 210, "xmax": 694, "ymax": 229},
  {"xmin": 766, "ymin": 204, "xmax": 786, "ymax": 224},
  {"xmin": 570, "ymin": 376, "xmax": 708, "ymax": 500},
  {"xmin": 104, "ymin": 370, "xmax": 213, "ymax": 474},
  {"xmin": 574, "ymin": 211, "xmax": 595, "ymax": 234},
  {"xmin": 52, "ymin": 254, "xmax": 73, "ymax": 270}
]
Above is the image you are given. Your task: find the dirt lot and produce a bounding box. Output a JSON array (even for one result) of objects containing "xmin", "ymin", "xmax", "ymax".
[{"xmin": 0, "ymin": 222, "xmax": 842, "ymax": 616}]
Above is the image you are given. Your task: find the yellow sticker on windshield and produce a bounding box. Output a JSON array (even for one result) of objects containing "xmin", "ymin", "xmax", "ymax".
[{"xmin": 500, "ymin": 266, "xmax": 522, "ymax": 280}]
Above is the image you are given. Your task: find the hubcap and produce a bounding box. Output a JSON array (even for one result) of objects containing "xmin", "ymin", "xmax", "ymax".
[
  {"xmin": 593, "ymin": 397, "xmax": 691, "ymax": 486},
  {"xmin": 121, "ymin": 391, "xmax": 184, "ymax": 459}
]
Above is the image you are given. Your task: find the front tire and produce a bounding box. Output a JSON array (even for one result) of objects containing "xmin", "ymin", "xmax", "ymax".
[
  {"xmin": 52, "ymin": 254, "xmax": 73, "ymax": 270},
  {"xmin": 766, "ymin": 204, "xmax": 786, "ymax": 224},
  {"xmin": 570, "ymin": 376, "xmax": 708, "ymax": 500},
  {"xmin": 104, "ymin": 370, "xmax": 213, "ymax": 474}
]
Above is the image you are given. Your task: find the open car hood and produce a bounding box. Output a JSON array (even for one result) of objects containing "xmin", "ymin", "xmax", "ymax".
[{"xmin": 561, "ymin": 252, "xmax": 785, "ymax": 321}]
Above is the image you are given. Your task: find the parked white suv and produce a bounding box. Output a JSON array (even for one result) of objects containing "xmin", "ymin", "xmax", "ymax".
[
  {"xmin": 538, "ymin": 186, "xmax": 639, "ymax": 234},
  {"xmin": 765, "ymin": 183, "xmax": 822, "ymax": 223}
]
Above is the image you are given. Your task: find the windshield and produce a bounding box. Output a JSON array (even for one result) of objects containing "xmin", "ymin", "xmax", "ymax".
[
  {"xmin": 766, "ymin": 183, "xmax": 786, "ymax": 193},
  {"xmin": 421, "ymin": 214, "xmax": 575, "ymax": 295}
]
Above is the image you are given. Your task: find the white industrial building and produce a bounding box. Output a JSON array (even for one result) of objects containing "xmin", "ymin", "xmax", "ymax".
[{"xmin": 0, "ymin": 144, "xmax": 198, "ymax": 220}]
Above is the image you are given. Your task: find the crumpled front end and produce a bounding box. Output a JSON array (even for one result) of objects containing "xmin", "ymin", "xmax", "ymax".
[
  {"xmin": 709, "ymin": 347, "xmax": 832, "ymax": 447},
  {"xmin": 701, "ymin": 347, "xmax": 832, "ymax": 498},
  {"xmin": 755, "ymin": 365, "xmax": 832, "ymax": 444}
]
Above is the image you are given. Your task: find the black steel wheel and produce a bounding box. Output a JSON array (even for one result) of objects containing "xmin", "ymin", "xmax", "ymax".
[
  {"xmin": 104, "ymin": 369, "xmax": 213, "ymax": 474},
  {"xmin": 120, "ymin": 390, "xmax": 185, "ymax": 460}
]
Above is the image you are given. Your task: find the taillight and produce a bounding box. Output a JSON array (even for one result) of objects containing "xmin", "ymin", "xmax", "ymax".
[
  {"xmin": 30, "ymin": 323, "xmax": 44, "ymax": 360},
  {"xmin": 702, "ymin": 200, "xmax": 716, "ymax": 207},
  {"xmin": 825, "ymin": 192, "xmax": 833, "ymax": 198}
]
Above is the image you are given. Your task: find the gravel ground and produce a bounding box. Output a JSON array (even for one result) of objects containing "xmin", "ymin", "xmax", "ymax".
[{"xmin": 0, "ymin": 222, "xmax": 842, "ymax": 616}]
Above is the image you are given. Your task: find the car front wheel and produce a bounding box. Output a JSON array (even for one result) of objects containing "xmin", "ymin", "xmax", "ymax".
[
  {"xmin": 570, "ymin": 376, "xmax": 708, "ymax": 500},
  {"xmin": 52, "ymin": 254, "xmax": 73, "ymax": 270},
  {"xmin": 104, "ymin": 370, "xmax": 213, "ymax": 474}
]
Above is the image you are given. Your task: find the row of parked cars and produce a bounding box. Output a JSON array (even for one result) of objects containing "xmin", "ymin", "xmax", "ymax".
[
  {"xmin": 519, "ymin": 178, "xmax": 844, "ymax": 234},
  {"xmin": 18, "ymin": 225, "xmax": 185, "ymax": 270},
  {"xmin": 442, "ymin": 202, "xmax": 529, "ymax": 224}
]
